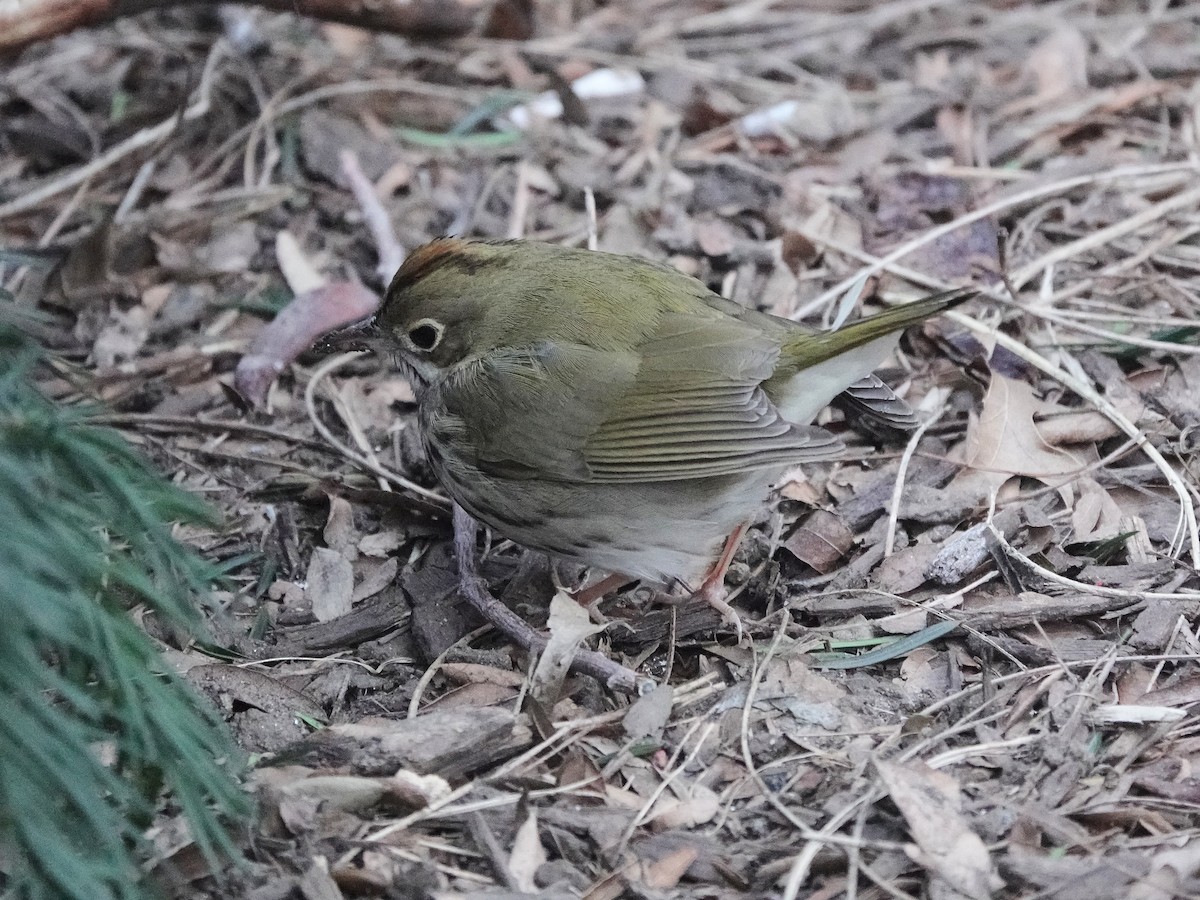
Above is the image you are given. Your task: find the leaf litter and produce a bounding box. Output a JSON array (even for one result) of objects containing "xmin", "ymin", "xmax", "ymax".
[{"xmin": 4, "ymin": 1, "xmax": 1200, "ymax": 897}]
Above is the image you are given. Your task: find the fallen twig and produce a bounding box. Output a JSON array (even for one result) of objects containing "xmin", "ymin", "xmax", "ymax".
[
  {"xmin": 0, "ymin": 0, "xmax": 498, "ymax": 55},
  {"xmin": 452, "ymin": 505, "xmax": 652, "ymax": 696},
  {"xmin": 340, "ymin": 149, "xmax": 405, "ymax": 285}
]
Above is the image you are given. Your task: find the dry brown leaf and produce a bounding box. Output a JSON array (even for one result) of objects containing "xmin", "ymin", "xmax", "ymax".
[
  {"xmin": 422, "ymin": 680, "xmax": 517, "ymax": 712},
  {"xmin": 778, "ymin": 468, "xmax": 824, "ymax": 505},
  {"xmin": 1070, "ymin": 476, "xmax": 1124, "ymax": 542},
  {"xmin": 872, "ymin": 542, "xmax": 940, "ymax": 596},
  {"xmin": 530, "ymin": 592, "xmax": 605, "ymax": 706},
  {"xmin": 898, "ymin": 647, "xmax": 953, "ymax": 695},
  {"xmin": 785, "ymin": 510, "xmax": 853, "ymax": 574},
  {"xmin": 623, "ymin": 683, "xmax": 674, "ymax": 743},
  {"xmin": 280, "ymin": 775, "xmax": 386, "ymax": 814},
  {"xmin": 508, "ymin": 809, "xmax": 547, "ymax": 893},
  {"xmin": 323, "ymin": 495, "xmax": 358, "ymax": 559},
  {"xmin": 755, "ymin": 657, "xmax": 847, "ymax": 705},
  {"xmin": 876, "ymin": 759, "xmax": 1000, "ymax": 900},
  {"xmin": 964, "ymin": 375, "xmax": 1086, "ymax": 486},
  {"xmin": 650, "ymin": 781, "xmax": 720, "ymax": 829},
  {"xmin": 641, "ymin": 846, "xmax": 698, "ymax": 890},
  {"xmin": 782, "ymin": 183, "xmax": 863, "ymax": 258},
  {"xmin": 439, "ymin": 662, "xmax": 526, "ymax": 689},
  {"xmin": 233, "ymin": 281, "xmax": 380, "ymax": 408},
  {"xmin": 351, "ymin": 556, "xmax": 398, "ymax": 603},
  {"xmin": 306, "ymin": 548, "xmax": 354, "ymax": 622}
]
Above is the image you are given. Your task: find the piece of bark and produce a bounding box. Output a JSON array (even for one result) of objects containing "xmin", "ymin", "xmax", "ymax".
[
  {"xmin": 965, "ymin": 632, "xmax": 1058, "ymax": 667},
  {"xmin": 926, "ymin": 507, "xmax": 1022, "ymax": 586},
  {"xmin": 273, "ymin": 708, "xmax": 533, "ymax": 780},
  {"xmin": 404, "ymin": 542, "xmax": 473, "ymax": 662},
  {"xmin": 267, "ymin": 584, "xmax": 409, "ymax": 656},
  {"xmin": 802, "ymin": 592, "xmax": 897, "ymax": 620},
  {"xmin": 1129, "ymin": 598, "xmax": 1196, "ymax": 652},
  {"xmin": 607, "ymin": 597, "xmax": 726, "ymax": 647},
  {"xmin": 839, "ymin": 442, "xmax": 960, "ymax": 532},
  {"xmin": 1, "ymin": 0, "xmax": 506, "ymax": 55},
  {"xmin": 956, "ymin": 591, "xmax": 1144, "ymax": 630}
]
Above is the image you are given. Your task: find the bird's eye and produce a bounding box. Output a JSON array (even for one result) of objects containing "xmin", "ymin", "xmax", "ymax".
[{"xmin": 407, "ymin": 319, "xmax": 444, "ymax": 352}]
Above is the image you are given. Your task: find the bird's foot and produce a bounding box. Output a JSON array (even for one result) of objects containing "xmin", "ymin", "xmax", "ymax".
[
  {"xmin": 695, "ymin": 579, "xmax": 745, "ymax": 644},
  {"xmin": 693, "ymin": 524, "xmax": 748, "ymax": 643}
]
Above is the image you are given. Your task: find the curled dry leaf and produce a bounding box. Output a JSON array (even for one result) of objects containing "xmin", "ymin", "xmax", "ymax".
[
  {"xmin": 649, "ymin": 781, "xmax": 721, "ymax": 829},
  {"xmin": 388, "ymin": 770, "xmax": 451, "ymax": 810},
  {"xmin": 234, "ymin": 281, "xmax": 380, "ymax": 408},
  {"xmin": 439, "ymin": 662, "xmax": 526, "ymax": 689},
  {"xmin": 530, "ymin": 592, "xmax": 605, "ymax": 706},
  {"xmin": 358, "ymin": 530, "xmax": 403, "ymax": 557},
  {"xmin": 507, "ymin": 809, "xmax": 547, "ymax": 893}
]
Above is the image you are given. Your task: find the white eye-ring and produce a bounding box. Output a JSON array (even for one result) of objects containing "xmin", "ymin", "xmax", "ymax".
[{"xmin": 407, "ymin": 318, "xmax": 444, "ymax": 352}]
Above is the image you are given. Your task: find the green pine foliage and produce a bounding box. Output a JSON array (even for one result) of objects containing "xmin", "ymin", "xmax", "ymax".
[{"xmin": 0, "ymin": 325, "xmax": 249, "ymax": 899}]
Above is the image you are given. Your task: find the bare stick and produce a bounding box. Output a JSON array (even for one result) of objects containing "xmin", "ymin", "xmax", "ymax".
[
  {"xmin": 0, "ymin": 0, "xmax": 490, "ymax": 54},
  {"xmin": 452, "ymin": 505, "xmax": 651, "ymax": 696},
  {"xmin": 340, "ymin": 149, "xmax": 405, "ymax": 284}
]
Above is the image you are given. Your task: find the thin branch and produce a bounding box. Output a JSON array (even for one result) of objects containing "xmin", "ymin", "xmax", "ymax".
[
  {"xmin": 0, "ymin": 0, "xmax": 492, "ymax": 54},
  {"xmin": 452, "ymin": 506, "xmax": 652, "ymax": 696}
]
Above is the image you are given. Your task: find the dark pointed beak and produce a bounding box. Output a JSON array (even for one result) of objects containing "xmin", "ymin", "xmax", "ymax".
[{"xmin": 317, "ymin": 316, "xmax": 384, "ymax": 354}]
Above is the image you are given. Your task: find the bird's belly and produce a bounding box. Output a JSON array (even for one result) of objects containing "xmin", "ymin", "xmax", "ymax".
[{"xmin": 435, "ymin": 460, "xmax": 776, "ymax": 586}]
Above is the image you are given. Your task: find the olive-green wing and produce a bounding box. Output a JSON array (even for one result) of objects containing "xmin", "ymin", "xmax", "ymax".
[
  {"xmin": 429, "ymin": 313, "xmax": 841, "ymax": 484},
  {"xmin": 583, "ymin": 312, "xmax": 842, "ymax": 482}
]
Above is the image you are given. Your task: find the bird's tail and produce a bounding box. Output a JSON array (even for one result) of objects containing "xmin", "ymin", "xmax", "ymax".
[{"xmin": 781, "ymin": 287, "xmax": 975, "ymax": 371}]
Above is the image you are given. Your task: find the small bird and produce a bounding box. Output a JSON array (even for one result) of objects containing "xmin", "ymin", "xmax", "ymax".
[{"xmin": 376, "ymin": 238, "xmax": 969, "ymax": 624}]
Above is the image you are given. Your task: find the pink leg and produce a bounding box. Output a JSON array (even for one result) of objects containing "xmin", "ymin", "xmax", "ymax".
[
  {"xmin": 697, "ymin": 524, "xmax": 748, "ymax": 641},
  {"xmin": 572, "ymin": 571, "xmax": 637, "ymax": 608}
]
